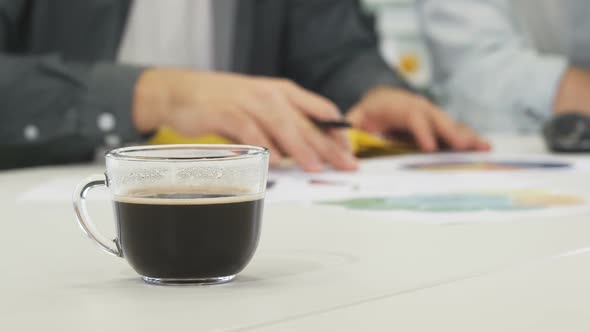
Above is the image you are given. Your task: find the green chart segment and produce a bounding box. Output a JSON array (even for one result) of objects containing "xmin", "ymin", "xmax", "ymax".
[{"xmin": 319, "ymin": 192, "xmax": 584, "ymax": 212}]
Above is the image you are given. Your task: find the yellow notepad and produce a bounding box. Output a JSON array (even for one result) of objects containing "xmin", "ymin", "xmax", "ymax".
[{"xmin": 149, "ymin": 127, "xmax": 417, "ymax": 158}]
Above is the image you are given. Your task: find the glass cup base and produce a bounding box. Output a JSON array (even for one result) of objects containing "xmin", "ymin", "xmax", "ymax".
[{"xmin": 141, "ymin": 275, "xmax": 236, "ymax": 286}]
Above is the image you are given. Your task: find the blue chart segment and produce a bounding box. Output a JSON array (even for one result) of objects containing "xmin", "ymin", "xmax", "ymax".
[{"xmin": 403, "ymin": 161, "xmax": 571, "ymax": 171}]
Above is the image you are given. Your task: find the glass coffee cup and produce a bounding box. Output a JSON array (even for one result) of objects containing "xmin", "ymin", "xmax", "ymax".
[{"xmin": 73, "ymin": 145, "xmax": 269, "ymax": 285}]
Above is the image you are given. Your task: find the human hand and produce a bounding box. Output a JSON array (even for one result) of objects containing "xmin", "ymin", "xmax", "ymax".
[
  {"xmin": 346, "ymin": 86, "xmax": 491, "ymax": 152},
  {"xmin": 554, "ymin": 67, "xmax": 590, "ymax": 115},
  {"xmin": 133, "ymin": 69, "xmax": 357, "ymax": 172}
]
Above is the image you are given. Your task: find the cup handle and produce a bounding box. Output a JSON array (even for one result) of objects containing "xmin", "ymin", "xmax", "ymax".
[{"xmin": 73, "ymin": 174, "xmax": 122, "ymax": 257}]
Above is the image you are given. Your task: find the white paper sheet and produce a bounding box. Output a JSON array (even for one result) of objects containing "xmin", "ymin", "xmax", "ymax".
[
  {"xmin": 265, "ymin": 153, "xmax": 590, "ymax": 223},
  {"xmin": 359, "ymin": 152, "xmax": 590, "ymax": 174},
  {"xmin": 19, "ymin": 153, "xmax": 590, "ymax": 226}
]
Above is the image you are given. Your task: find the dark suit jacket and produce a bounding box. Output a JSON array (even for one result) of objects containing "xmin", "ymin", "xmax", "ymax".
[{"xmin": 0, "ymin": 0, "xmax": 409, "ymax": 169}]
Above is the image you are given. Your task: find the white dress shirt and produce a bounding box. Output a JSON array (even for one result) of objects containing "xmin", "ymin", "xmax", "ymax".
[
  {"xmin": 117, "ymin": 0, "xmax": 213, "ymax": 70},
  {"xmin": 418, "ymin": 0, "xmax": 590, "ymax": 133}
]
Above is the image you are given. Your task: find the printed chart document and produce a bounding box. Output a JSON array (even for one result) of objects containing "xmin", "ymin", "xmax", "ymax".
[
  {"xmin": 18, "ymin": 152, "xmax": 590, "ymax": 224},
  {"xmin": 266, "ymin": 153, "xmax": 590, "ymax": 224}
]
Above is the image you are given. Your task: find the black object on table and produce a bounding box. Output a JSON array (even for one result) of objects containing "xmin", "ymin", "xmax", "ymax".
[{"xmin": 543, "ymin": 112, "xmax": 590, "ymax": 153}]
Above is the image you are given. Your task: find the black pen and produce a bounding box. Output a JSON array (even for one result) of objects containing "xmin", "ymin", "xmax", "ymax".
[{"xmin": 313, "ymin": 120, "xmax": 352, "ymax": 129}]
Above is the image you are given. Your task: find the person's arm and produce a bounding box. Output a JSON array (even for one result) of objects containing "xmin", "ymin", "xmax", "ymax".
[
  {"xmin": 0, "ymin": 53, "xmax": 146, "ymax": 169},
  {"xmin": 554, "ymin": 68, "xmax": 590, "ymax": 114},
  {"xmin": 0, "ymin": 53, "xmax": 360, "ymax": 172},
  {"xmin": 0, "ymin": 0, "xmax": 147, "ymax": 169},
  {"xmin": 282, "ymin": 0, "xmax": 413, "ymax": 112},
  {"xmin": 282, "ymin": 0, "xmax": 489, "ymax": 152},
  {"xmin": 417, "ymin": 0, "xmax": 568, "ymax": 133},
  {"xmin": 0, "ymin": 1, "xmax": 357, "ymax": 172}
]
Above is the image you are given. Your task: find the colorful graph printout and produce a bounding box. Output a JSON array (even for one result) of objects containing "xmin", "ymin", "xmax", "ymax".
[{"xmin": 320, "ymin": 191, "xmax": 584, "ymax": 213}]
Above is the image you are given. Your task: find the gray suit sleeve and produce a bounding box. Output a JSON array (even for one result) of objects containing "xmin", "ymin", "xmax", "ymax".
[
  {"xmin": 283, "ymin": 0, "xmax": 413, "ymax": 112},
  {"xmin": 0, "ymin": 0, "xmax": 145, "ymax": 168},
  {"xmin": 0, "ymin": 54, "xmax": 145, "ymax": 168}
]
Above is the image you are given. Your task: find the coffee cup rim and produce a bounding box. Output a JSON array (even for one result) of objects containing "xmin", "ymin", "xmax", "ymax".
[{"xmin": 106, "ymin": 144, "xmax": 269, "ymax": 162}]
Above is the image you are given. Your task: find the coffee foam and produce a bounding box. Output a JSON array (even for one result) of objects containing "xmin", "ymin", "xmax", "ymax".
[{"xmin": 113, "ymin": 187, "xmax": 264, "ymax": 205}]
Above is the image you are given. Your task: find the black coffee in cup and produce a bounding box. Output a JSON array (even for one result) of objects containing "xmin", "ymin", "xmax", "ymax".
[{"xmin": 113, "ymin": 189, "xmax": 264, "ymax": 282}]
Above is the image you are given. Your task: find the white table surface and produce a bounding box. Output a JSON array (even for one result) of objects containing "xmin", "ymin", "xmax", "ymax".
[
  {"xmin": 251, "ymin": 249, "xmax": 590, "ymax": 332},
  {"xmin": 1, "ymin": 135, "xmax": 589, "ymax": 331}
]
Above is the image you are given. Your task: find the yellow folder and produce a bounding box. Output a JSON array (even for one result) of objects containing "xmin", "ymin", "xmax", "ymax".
[{"xmin": 149, "ymin": 127, "xmax": 418, "ymax": 158}]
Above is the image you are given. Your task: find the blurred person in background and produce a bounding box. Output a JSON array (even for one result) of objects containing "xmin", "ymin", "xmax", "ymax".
[
  {"xmin": 418, "ymin": 0, "xmax": 590, "ymax": 134},
  {"xmin": 0, "ymin": 0, "xmax": 488, "ymax": 171}
]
